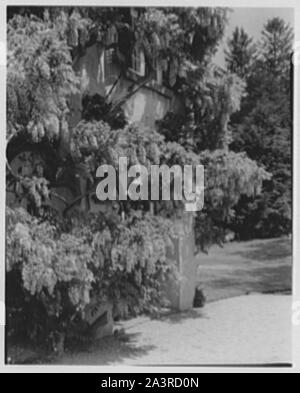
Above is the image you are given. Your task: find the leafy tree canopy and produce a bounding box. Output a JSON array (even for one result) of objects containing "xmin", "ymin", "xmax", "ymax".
[{"xmin": 227, "ymin": 17, "xmax": 293, "ymax": 238}]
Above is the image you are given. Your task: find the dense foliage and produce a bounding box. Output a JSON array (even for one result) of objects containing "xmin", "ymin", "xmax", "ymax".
[
  {"xmin": 6, "ymin": 207, "xmax": 177, "ymax": 350},
  {"xmin": 227, "ymin": 18, "xmax": 293, "ymax": 239},
  {"xmin": 225, "ymin": 27, "xmax": 256, "ymax": 79}
]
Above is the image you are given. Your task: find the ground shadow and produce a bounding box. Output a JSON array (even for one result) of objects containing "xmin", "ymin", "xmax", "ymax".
[
  {"xmin": 8, "ymin": 333, "xmax": 156, "ymax": 366},
  {"xmin": 206, "ymin": 264, "xmax": 292, "ymax": 297},
  {"xmin": 53, "ymin": 333, "xmax": 156, "ymax": 366},
  {"xmin": 198, "ymin": 238, "xmax": 292, "ymax": 302},
  {"xmin": 152, "ymin": 309, "xmax": 208, "ymax": 324},
  {"xmin": 232, "ymin": 238, "xmax": 292, "ymax": 262}
]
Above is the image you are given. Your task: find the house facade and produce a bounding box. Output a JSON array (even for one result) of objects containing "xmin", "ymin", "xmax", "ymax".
[{"xmin": 69, "ymin": 21, "xmax": 183, "ymax": 130}]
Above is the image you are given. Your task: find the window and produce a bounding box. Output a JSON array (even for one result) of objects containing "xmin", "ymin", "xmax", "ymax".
[
  {"xmin": 154, "ymin": 59, "xmax": 169, "ymax": 86},
  {"xmin": 105, "ymin": 48, "xmax": 115, "ymax": 66},
  {"xmin": 154, "ymin": 60, "xmax": 163, "ymax": 85},
  {"xmin": 131, "ymin": 47, "xmax": 146, "ymax": 77},
  {"xmin": 104, "ymin": 48, "xmax": 118, "ymax": 87},
  {"xmin": 106, "ymin": 25, "xmax": 118, "ymax": 47}
]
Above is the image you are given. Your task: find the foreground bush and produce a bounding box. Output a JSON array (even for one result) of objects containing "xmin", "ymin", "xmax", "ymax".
[{"xmin": 6, "ymin": 207, "xmax": 177, "ymax": 351}]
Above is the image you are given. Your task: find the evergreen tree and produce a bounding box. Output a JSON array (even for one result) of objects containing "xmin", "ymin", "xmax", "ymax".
[
  {"xmin": 229, "ymin": 18, "xmax": 293, "ymax": 239},
  {"xmin": 259, "ymin": 17, "xmax": 293, "ymax": 83},
  {"xmin": 225, "ymin": 27, "xmax": 256, "ymax": 79}
]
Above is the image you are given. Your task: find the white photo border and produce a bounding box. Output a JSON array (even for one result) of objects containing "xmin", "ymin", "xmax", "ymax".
[{"xmin": 0, "ymin": 0, "xmax": 299, "ymax": 374}]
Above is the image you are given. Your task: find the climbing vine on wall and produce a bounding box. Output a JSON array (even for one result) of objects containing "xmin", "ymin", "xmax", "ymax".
[{"xmin": 6, "ymin": 7, "xmax": 271, "ymax": 353}]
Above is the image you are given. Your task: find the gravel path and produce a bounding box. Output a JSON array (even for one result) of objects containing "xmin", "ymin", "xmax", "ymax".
[{"xmin": 59, "ymin": 294, "xmax": 292, "ymax": 366}]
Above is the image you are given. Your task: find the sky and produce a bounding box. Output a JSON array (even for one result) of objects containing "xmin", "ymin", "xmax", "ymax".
[{"xmin": 214, "ymin": 7, "xmax": 295, "ymax": 67}]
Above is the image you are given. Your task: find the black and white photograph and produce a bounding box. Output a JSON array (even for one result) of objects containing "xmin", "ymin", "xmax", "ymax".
[{"xmin": 1, "ymin": 1, "xmax": 299, "ymax": 373}]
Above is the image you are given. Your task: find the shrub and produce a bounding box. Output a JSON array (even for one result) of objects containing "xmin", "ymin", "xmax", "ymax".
[{"xmin": 6, "ymin": 207, "xmax": 177, "ymax": 351}]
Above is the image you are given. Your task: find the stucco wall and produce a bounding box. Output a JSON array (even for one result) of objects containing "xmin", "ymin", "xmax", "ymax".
[
  {"xmin": 70, "ymin": 44, "xmax": 183, "ymax": 129},
  {"xmin": 112, "ymin": 77, "xmax": 183, "ymax": 128},
  {"xmin": 164, "ymin": 212, "xmax": 197, "ymax": 311}
]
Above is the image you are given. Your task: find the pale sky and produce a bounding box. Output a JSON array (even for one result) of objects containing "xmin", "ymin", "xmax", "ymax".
[{"xmin": 214, "ymin": 7, "xmax": 295, "ymax": 67}]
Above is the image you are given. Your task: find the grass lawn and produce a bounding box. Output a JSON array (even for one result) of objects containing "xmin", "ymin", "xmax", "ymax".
[{"xmin": 197, "ymin": 237, "xmax": 292, "ymax": 302}]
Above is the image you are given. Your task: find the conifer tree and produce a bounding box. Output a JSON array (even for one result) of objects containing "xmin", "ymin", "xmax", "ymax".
[{"xmin": 225, "ymin": 27, "xmax": 256, "ymax": 79}]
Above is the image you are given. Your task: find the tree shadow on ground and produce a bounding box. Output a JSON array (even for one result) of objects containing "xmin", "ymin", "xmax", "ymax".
[
  {"xmin": 54, "ymin": 333, "xmax": 156, "ymax": 366},
  {"xmin": 152, "ymin": 309, "xmax": 208, "ymax": 324},
  {"xmin": 8, "ymin": 333, "xmax": 156, "ymax": 366},
  {"xmin": 231, "ymin": 238, "xmax": 292, "ymax": 263},
  {"xmin": 198, "ymin": 237, "xmax": 292, "ymax": 302},
  {"xmin": 205, "ymin": 264, "xmax": 292, "ymax": 299}
]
